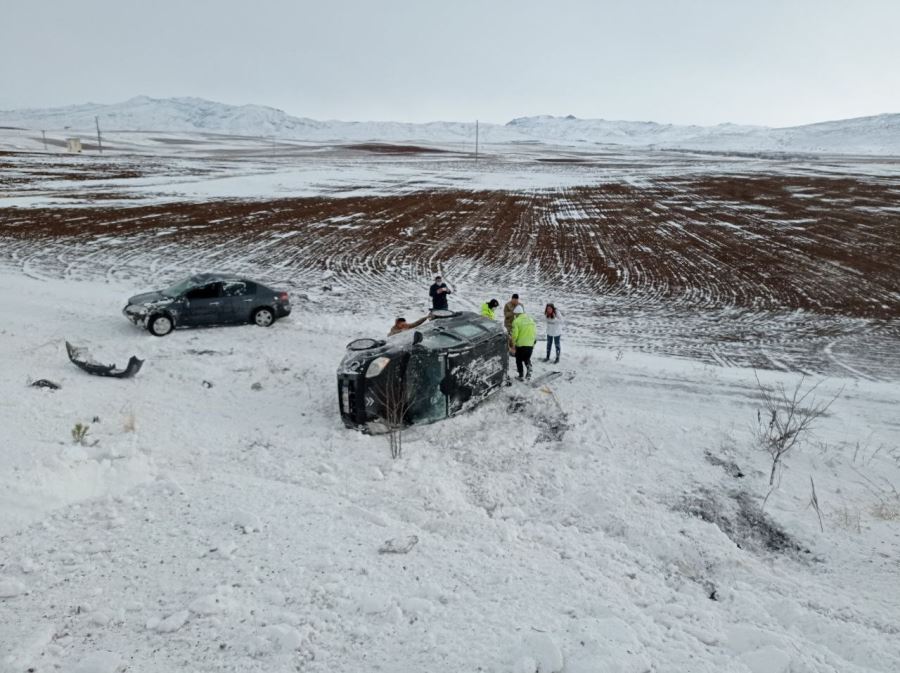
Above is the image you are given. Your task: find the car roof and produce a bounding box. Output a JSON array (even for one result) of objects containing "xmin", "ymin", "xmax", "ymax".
[{"xmin": 189, "ymin": 272, "xmax": 257, "ymax": 284}]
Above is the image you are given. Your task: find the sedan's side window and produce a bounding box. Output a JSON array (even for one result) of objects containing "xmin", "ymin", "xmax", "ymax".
[
  {"xmin": 185, "ymin": 283, "xmax": 222, "ymax": 300},
  {"xmin": 223, "ymin": 281, "xmax": 256, "ymax": 297}
]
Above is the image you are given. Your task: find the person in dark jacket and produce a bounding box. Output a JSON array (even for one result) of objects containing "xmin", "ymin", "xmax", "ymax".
[{"xmin": 429, "ymin": 275, "xmax": 451, "ymax": 311}]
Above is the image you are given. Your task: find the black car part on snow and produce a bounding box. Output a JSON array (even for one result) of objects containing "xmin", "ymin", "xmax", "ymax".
[{"xmin": 66, "ymin": 341, "xmax": 144, "ymax": 378}]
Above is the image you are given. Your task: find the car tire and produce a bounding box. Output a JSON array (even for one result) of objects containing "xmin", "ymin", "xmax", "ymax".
[
  {"xmin": 252, "ymin": 307, "xmax": 275, "ymax": 327},
  {"xmin": 148, "ymin": 314, "xmax": 174, "ymax": 337}
]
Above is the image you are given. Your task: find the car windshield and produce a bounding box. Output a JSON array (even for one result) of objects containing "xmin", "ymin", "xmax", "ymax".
[{"xmin": 162, "ymin": 277, "xmax": 200, "ymax": 298}]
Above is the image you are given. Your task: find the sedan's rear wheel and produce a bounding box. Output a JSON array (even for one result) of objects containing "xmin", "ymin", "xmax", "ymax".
[
  {"xmin": 148, "ymin": 314, "xmax": 174, "ymax": 336},
  {"xmin": 252, "ymin": 307, "xmax": 275, "ymax": 327}
]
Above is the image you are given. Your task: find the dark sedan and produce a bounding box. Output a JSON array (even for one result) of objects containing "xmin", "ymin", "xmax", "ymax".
[{"xmin": 123, "ymin": 273, "xmax": 292, "ymax": 336}]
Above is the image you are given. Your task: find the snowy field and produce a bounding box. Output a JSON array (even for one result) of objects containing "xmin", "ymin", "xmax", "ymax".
[
  {"xmin": 2, "ymin": 137, "xmax": 900, "ymax": 672},
  {"xmin": 2, "ymin": 140, "xmax": 899, "ymax": 379},
  {"xmin": 1, "ymin": 272, "xmax": 899, "ymax": 673}
]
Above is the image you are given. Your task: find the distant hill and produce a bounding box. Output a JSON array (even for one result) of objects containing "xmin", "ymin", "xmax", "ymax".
[{"xmin": 1, "ymin": 96, "xmax": 898, "ymax": 155}]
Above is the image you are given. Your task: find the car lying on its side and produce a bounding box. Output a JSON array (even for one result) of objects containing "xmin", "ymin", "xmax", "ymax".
[
  {"xmin": 337, "ymin": 311, "xmax": 508, "ymax": 431},
  {"xmin": 123, "ymin": 273, "xmax": 291, "ymax": 336}
]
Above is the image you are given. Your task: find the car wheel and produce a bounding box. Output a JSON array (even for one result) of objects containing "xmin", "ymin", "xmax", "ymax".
[
  {"xmin": 252, "ymin": 307, "xmax": 275, "ymax": 327},
  {"xmin": 148, "ymin": 314, "xmax": 174, "ymax": 336}
]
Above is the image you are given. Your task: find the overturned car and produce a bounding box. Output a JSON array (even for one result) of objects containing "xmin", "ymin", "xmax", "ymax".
[{"xmin": 338, "ymin": 311, "xmax": 508, "ymax": 430}]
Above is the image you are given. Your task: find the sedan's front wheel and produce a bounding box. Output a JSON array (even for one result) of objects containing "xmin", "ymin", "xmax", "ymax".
[
  {"xmin": 252, "ymin": 307, "xmax": 275, "ymax": 327},
  {"xmin": 148, "ymin": 314, "xmax": 174, "ymax": 336}
]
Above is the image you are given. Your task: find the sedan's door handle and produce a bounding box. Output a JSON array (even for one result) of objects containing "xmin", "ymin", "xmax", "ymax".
[
  {"xmin": 209, "ymin": 302, "xmax": 221, "ymax": 305},
  {"xmin": 243, "ymin": 299, "xmax": 253, "ymax": 302}
]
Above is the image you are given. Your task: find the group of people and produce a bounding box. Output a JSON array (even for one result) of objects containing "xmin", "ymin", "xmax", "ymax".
[
  {"xmin": 389, "ymin": 274, "xmax": 563, "ymax": 383},
  {"xmin": 482, "ymin": 293, "xmax": 561, "ymax": 381}
]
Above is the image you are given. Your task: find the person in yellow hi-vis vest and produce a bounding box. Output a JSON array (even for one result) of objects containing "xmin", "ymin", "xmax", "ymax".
[
  {"xmin": 509, "ymin": 304, "xmax": 537, "ymax": 380},
  {"xmin": 480, "ymin": 298, "xmax": 499, "ymax": 320}
]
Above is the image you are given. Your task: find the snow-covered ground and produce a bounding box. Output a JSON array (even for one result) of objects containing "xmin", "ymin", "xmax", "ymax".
[{"xmin": 2, "ymin": 270, "xmax": 899, "ymax": 673}]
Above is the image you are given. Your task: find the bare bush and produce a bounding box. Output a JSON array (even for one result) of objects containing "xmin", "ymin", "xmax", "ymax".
[
  {"xmin": 368, "ymin": 370, "xmax": 416, "ymax": 460},
  {"xmin": 870, "ymin": 501, "xmax": 900, "ymax": 521},
  {"xmin": 755, "ymin": 374, "xmax": 841, "ymax": 488},
  {"xmin": 833, "ymin": 506, "xmax": 862, "ymax": 533},
  {"xmin": 853, "ymin": 467, "xmax": 900, "ymax": 521}
]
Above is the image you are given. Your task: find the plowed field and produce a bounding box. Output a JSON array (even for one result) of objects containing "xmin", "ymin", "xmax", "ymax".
[{"xmin": 2, "ymin": 148, "xmax": 899, "ymax": 379}]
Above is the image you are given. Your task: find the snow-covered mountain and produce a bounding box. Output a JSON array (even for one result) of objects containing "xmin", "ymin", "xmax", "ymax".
[
  {"xmin": 0, "ymin": 96, "xmax": 522, "ymax": 144},
  {"xmin": 2, "ymin": 95, "xmax": 899, "ymax": 155}
]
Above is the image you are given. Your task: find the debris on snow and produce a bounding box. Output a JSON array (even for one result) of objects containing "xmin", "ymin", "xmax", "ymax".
[
  {"xmin": 152, "ymin": 609, "xmax": 190, "ymax": 633},
  {"xmin": 228, "ymin": 509, "xmax": 262, "ymax": 534},
  {"xmin": 704, "ymin": 450, "xmax": 746, "ymax": 478},
  {"xmin": 677, "ymin": 488, "xmax": 805, "ymax": 555},
  {"xmin": 66, "ymin": 341, "xmax": 144, "ymax": 379},
  {"xmin": 29, "ymin": 378, "xmax": 61, "ymax": 390},
  {"xmin": 378, "ymin": 535, "xmax": 419, "ymax": 554}
]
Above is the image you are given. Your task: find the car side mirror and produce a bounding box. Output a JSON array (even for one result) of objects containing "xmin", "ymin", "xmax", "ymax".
[{"xmin": 413, "ymin": 331, "xmax": 423, "ymax": 345}]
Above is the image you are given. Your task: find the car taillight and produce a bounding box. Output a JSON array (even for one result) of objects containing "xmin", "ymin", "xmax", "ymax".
[{"xmin": 278, "ymin": 292, "xmax": 289, "ymax": 302}]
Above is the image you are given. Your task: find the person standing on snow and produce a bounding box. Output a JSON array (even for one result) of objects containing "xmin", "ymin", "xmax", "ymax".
[
  {"xmin": 429, "ymin": 275, "xmax": 452, "ymax": 311},
  {"xmin": 503, "ymin": 293, "xmax": 521, "ymax": 332},
  {"xmin": 481, "ymin": 298, "xmax": 500, "ymax": 320},
  {"xmin": 543, "ymin": 303, "xmax": 562, "ymax": 363},
  {"xmin": 510, "ymin": 304, "xmax": 537, "ymax": 380}
]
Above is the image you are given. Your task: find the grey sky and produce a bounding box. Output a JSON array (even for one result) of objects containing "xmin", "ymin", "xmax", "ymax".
[{"xmin": 3, "ymin": 0, "xmax": 899, "ymax": 126}]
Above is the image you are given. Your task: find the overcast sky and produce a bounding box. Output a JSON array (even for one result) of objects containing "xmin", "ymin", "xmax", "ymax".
[{"xmin": 3, "ymin": 0, "xmax": 899, "ymax": 127}]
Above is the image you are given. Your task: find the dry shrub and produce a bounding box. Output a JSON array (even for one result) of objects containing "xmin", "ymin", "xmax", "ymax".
[
  {"xmin": 832, "ymin": 506, "xmax": 862, "ymax": 534},
  {"xmin": 869, "ymin": 501, "xmax": 900, "ymax": 521}
]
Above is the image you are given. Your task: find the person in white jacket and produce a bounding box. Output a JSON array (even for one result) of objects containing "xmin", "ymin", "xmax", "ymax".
[{"xmin": 543, "ymin": 303, "xmax": 562, "ymax": 363}]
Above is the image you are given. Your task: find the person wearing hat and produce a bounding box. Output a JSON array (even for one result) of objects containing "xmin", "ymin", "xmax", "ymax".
[
  {"xmin": 509, "ymin": 304, "xmax": 537, "ymax": 380},
  {"xmin": 429, "ymin": 275, "xmax": 452, "ymax": 311},
  {"xmin": 480, "ymin": 298, "xmax": 500, "ymax": 320},
  {"xmin": 503, "ymin": 293, "xmax": 521, "ymax": 332}
]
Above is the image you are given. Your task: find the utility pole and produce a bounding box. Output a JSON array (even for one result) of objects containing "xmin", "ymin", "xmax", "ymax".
[
  {"xmin": 95, "ymin": 116, "xmax": 103, "ymax": 154},
  {"xmin": 41, "ymin": 130, "xmax": 47, "ymax": 151},
  {"xmin": 475, "ymin": 119, "xmax": 479, "ymax": 162}
]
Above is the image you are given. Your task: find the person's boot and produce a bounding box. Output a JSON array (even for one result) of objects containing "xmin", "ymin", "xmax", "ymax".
[
  {"xmin": 554, "ymin": 354, "xmax": 560, "ymax": 364},
  {"xmin": 525, "ymin": 364, "xmax": 532, "ymax": 380}
]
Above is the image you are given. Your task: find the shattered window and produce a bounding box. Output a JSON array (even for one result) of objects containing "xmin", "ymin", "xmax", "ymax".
[
  {"xmin": 449, "ymin": 323, "xmax": 489, "ymax": 340},
  {"xmin": 421, "ymin": 332, "xmax": 463, "ymax": 350}
]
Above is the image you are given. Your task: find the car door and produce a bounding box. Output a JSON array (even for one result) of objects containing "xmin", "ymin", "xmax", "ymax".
[
  {"xmin": 221, "ymin": 280, "xmax": 257, "ymax": 323},
  {"xmin": 182, "ymin": 282, "xmax": 226, "ymax": 326}
]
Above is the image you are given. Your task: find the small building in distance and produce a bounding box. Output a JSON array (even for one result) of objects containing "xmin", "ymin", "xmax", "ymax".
[{"xmin": 65, "ymin": 138, "xmax": 82, "ymax": 154}]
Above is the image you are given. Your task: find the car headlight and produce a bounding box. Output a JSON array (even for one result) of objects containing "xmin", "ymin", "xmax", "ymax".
[{"xmin": 365, "ymin": 356, "xmax": 391, "ymax": 378}]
